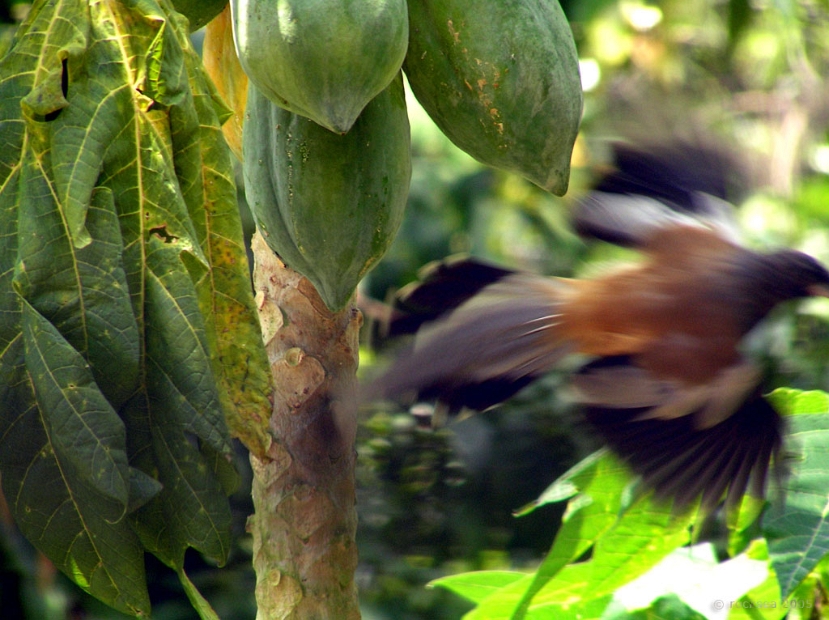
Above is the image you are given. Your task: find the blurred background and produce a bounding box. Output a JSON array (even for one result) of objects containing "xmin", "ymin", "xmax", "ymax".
[{"xmin": 3, "ymin": 0, "xmax": 829, "ymax": 617}]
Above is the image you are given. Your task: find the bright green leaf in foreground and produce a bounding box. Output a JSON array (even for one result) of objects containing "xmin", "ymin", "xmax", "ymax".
[
  {"xmin": 764, "ymin": 389, "xmax": 829, "ymax": 599},
  {"xmin": 525, "ymin": 491, "xmax": 693, "ymax": 616},
  {"xmin": 431, "ymin": 570, "xmax": 529, "ymax": 605},
  {"xmin": 506, "ymin": 450, "xmax": 635, "ymax": 617},
  {"xmin": 432, "ymin": 451, "xmax": 694, "ymax": 619},
  {"xmin": 609, "ymin": 542, "xmax": 767, "ymax": 618},
  {"xmin": 0, "ymin": 0, "xmax": 271, "ymax": 614},
  {"xmin": 726, "ymin": 540, "xmax": 785, "ymax": 620}
]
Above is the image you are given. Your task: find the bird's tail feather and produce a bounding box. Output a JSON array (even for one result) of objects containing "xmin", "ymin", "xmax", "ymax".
[{"xmin": 369, "ymin": 259, "xmax": 572, "ymax": 412}]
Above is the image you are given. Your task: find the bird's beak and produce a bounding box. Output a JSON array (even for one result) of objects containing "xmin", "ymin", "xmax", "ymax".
[{"xmin": 808, "ymin": 284, "xmax": 829, "ymax": 298}]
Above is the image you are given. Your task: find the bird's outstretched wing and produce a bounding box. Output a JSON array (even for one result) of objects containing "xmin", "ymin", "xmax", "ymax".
[
  {"xmin": 386, "ymin": 256, "xmax": 516, "ymax": 337},
  {"xmin": 574, "ymin": 140, "xmax": 744, "ymax": 247},
  {"xmin": 570, "ymin": 356, "xmax": 783, "ymax": 511}
]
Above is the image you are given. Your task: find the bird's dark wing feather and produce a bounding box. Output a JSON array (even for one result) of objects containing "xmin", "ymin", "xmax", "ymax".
[
  {"xmin": 387, "ymin": 256, "xmax": 516, "ymax": 336},
  {"xmin": 595, "ymin": 141, "xmax": 747, "ymax": 206},
  {"xmin": 573, "ymin": 356, "xmax": 783, "ymax": 511},
  {"xmin": 574, "ymin": 141, "xmax": 744, "ymax": 248},
  {"xmin": 573, "ymin": 193, "xmax": 713, "ymax": 248}
]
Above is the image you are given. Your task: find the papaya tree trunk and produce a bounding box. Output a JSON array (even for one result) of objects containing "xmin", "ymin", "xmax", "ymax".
[{"xmin": 248, "ymin": 232, "xmax": 362, "ymax": 619}]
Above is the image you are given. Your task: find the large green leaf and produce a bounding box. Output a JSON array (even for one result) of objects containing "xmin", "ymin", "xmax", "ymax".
[
  {"xmin": 607, "ymin": 542, "xmax": 767, "ymax": 618},
  {"xmin": 504, "ymin": 450, "xmax": 634, "ymax": 617},
  {"xmin": 0, "ymin": 0, "xmax": 271, "ymax": 614},
  {"xmin": 764, "ymin": 389, "xmax": 829, "ymax": 598},
  {"xmin": 15, "ymin": 138, "xmax": 140, "ymax": 411},
  {"xmin": 173, "ymin": 24, "xmax": 272, "ymax": 457},
  {"xmin": 12, "ymin": 301, "xmax": 152, "ymax": 614},
  {"xmin": 432, "ymin": 451, "xmax": 694, "ymax": 619},
  {"xmin": 125, "ymin": 236, "xmax": 233, "ymax": 568},
  {"xmin": 516, "ymin": 477, "xmax": 691, "ymax": 617}
]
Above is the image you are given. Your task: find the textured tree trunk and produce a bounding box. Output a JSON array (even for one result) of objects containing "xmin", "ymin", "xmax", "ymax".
[{"xmin": 248, "ymin": 233, "xmax": 362, "ymax": 619}]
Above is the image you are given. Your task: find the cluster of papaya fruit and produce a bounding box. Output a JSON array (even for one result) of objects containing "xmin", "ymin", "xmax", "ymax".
[{"xmin": 186, "ymin": 0, "xmax": 583, "ymax": 311}]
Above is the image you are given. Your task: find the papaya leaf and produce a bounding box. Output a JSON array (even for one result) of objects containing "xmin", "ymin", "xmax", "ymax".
[
  {"xmin": 124, "ymin": 240, "xmax": 233, "ymax": 567},
  {"xmin": 144, "ymin": 243, "xmax": 232, "ymax": 458},
  {"xmin": 0, "ymin": 0, "xmax": 84, "ymax": 402},
  {"xmin": 21, "ymin": 301, "xmax": 131, "ymax": 521},
  {"xmin": 0, "ymin": 0, "xmax": 269, "ymax": 613},
  {"xmin": 430, "ymin": 570, "xmax": 529, "ymax": 605},
  {"xmin": 15, "ymin": 136, "xmax": 140, "ymax": 409},
  {"xmin": 130, "ymin": 417, "xmax": 232, "ymax": 568},
  {"xmin": 0, "ymin": 3, "xmax": 150, "ymax": 612},
  {"xmin": 172, "ymin": 24, "xmax": 272, "ymax": 457},
  {"xmin": 0, "ymin": 301, "xmax": 150, "ymax": 616},
  {"xmin": 203, "ymin": 7, "xmax": 247, "ymax": 160},
  {"xmin": 510, "ymin": 491, "xmax": 693, "ymax": 618},
  {"xmin": 506, "ymin": 450, "xmax": 633, "ymax": 617},
  {"xmin": 91, "ymin": 0, "xmax": 236, "ymax": 568},
  {"xmin": 763, "ymin": 389, "xmax": 829, "ymax": 598}
]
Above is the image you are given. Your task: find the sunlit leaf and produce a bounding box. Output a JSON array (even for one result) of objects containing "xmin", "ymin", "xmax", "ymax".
[
  {"xmin": 436, "ymin": 451, "xmax": 686, "ymax": 620},
  {"xmin": 609, "ymin": 543, "xmax": 766, "ymax": 618},
  {"xmin": 430, "ymin": 570, "xmax": 529, "ymax": 605},
  {"xmin": 203, "ymin": 5, "xmax": 246, "ymax": 160},
  {"xmin": 505, "ymin": 450, "xmax": 633, "ymax": 617},
  {"xmin": 764, "ymin": 389, "xmax": 829, "ymax": 598},
  {"xmin": 525, "ymin": 494, "xmax": 693, "ymax": 616},
  {"xmin": 726, "ymin": 540, "xmax": 784, "ymax": 620}
]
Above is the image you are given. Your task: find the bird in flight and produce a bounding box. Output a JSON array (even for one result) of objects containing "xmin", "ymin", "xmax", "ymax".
[{"xmin": 369, "ymin": 141, "xmax": 829, "ymax": 512}]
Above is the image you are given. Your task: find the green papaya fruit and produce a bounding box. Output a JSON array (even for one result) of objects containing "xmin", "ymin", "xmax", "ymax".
[
  {"xmin": 404, "ymin": 0, "xmax": 583, "ymax": 195},
  {"xmin": 243, "ymin": 74, "xmax": 411, "ymax": 311},
  {"xmin": 171, "ymin": 0, "xmax": 227, "ymax": 31},
  {"xmin": 231, "ymin": 0, "xmax": 408, "ymax": 134}
]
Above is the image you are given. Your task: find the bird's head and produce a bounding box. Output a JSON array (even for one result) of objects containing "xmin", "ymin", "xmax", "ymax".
[
  {"xmin": 772, "ymin": 250, "xmax": 829, "ymax": 299},
  {"xmin": 732, "ymin": 249, "xmax": 829, "ymax": 333}
]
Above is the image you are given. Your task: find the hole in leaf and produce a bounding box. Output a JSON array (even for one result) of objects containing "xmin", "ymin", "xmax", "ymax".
[
  {"xmin": 148, "ymin": 225, "xmax": 179, "ymax": 244},
  {"xmin": 184, "ymin": 432, "xmax": 201, "ymax": 451}
]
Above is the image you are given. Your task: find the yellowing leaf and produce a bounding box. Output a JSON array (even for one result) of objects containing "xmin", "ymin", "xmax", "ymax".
[{"xmin": 0, "ymin": 0, "xmax": 271, "ymax": 614}]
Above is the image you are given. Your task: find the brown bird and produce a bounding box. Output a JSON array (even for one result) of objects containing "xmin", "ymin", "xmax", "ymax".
[{"xmin": 369, "ymin": 141, "xmax": 829, "ymax": 511}]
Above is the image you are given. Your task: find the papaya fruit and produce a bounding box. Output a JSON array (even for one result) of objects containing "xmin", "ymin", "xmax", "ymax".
[
  {"xmin": 403, "ymin": 0, "xmax": 583, "ymax": 195},
  {"xmin": 243, "ymin": 74, "xmax": 411, "ymax": 311},
  {"xmin": 231, "ymin": 0, "xmax": 408, "ymax": 134},
  {"xmin": 171, "ymin": 0, "xmax": 227, "ymax": 31}
]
